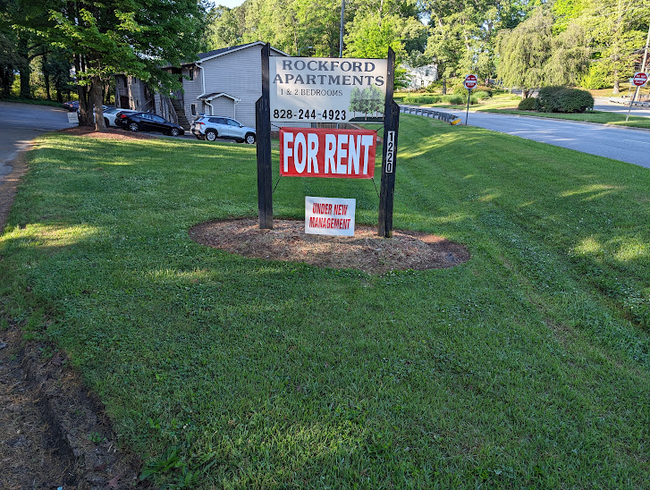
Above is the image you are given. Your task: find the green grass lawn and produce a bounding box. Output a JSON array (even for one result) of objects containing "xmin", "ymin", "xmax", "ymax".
[{"xmin": 1, "ymin": 118, "xmax": 649, "ymax": 488}]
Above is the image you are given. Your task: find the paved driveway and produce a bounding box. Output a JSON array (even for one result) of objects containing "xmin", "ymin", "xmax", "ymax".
[{"xmin": 0, "ymin": 102, "xmax": 76, "ymax": 176}]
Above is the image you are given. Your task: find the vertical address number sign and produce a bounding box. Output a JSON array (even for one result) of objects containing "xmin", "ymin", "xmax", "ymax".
[{"xmin": 385, "ymin": 131, "xmax": 395, "ymax": 174}]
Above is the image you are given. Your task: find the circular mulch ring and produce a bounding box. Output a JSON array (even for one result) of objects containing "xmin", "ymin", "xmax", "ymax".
[{"xmin": 189, "ymin": 219, "xmax": 470, "ymax": 275}]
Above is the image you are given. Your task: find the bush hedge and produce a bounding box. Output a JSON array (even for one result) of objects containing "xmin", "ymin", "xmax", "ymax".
[
  {"xmin": 403, "ymin": 94, "xmax": 441, "ymax": 104},
  {"xmin": 537, "ymin": 86, "xmax": 594, "ymax": 113},
  {"xmin": 447, "ymin": 95, "xmax": 465, "ymax": 105},
  {"xmin": 518, "ymin": 97, "xmax": 538, "ymax": 111}
]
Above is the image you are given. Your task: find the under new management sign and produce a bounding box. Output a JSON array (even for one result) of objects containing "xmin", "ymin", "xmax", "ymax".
[{"xmin": 270, "ymin": 57, "xmax": 388, "ymax": 123}]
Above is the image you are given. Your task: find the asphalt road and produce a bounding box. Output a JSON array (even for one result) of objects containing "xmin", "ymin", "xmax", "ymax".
[
  {"xmin": 439, "ymin": 103, "xmax": 650, "ymax": 169},
  {"xmin": 0, "ymin": 102, "xmax": 76, "ymax": 176}
]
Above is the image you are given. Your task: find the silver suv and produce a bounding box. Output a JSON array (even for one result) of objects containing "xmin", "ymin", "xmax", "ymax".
[{"xmin": 191, "ymin": 116, "xmax": 256, "ymax": 144}]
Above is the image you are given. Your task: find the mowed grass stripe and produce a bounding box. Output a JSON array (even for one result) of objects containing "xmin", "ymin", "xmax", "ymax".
[{"xmin": 1, "ymin": 116, "xmax": 649, "ymax": 488}]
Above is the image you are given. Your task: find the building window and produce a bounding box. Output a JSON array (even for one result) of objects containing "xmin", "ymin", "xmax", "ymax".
[
  {"xmin": 191, "ymin": 104, "xmax": 196, "ymax": 116},
  {"xmin": 188, "ymin": 68, "xmax": 194, "ymax": 81}
]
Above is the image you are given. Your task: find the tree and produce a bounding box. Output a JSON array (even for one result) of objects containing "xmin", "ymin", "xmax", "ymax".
[
  {"xmin": 580, "ymin": 0, "xmax": 648, "ymax": 93},
  {"xmin": 33, "ymin": 0, "xmax": 208, "ymax": 129},
  {"xmin": 422, "ymin": 0, "xmax": 531, "ymax": 93},
  {"xmin": 496, "ymin": 8, "xmax": 554, "ymax": 98},
  {"xmin": 204, "ymin": 5, "xmax": 243, "ymax": 49},
  {"xmin": 545, "ymin": 23, "xmax": 591, "ymax": 86}
]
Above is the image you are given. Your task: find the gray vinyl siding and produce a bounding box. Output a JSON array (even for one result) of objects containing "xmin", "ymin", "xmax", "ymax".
[
  {"xmin": 211, "ymin": 97, "xmax": 235, "ymax": 118},
  {"xmin": 182, "ymin": 44, "xmax": 284, "ymax": 128},
  {"xmin": 181, "ymin": 65, "xmax": 203, "ymax": 121}
]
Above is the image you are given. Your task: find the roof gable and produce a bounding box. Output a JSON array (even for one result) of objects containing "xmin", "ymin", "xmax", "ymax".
[{"xmin": 194, "ymin": 42, "xmax": 287, "ymax": 65}]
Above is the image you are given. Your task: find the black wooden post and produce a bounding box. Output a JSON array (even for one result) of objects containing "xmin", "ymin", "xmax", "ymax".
[
  {"xmin": 256, "ymin": 43, "xmax": 273, "ymax": 229},
  {"xmin": 378, "ymin": 48, "xmax": 399, "ymax": 238}
]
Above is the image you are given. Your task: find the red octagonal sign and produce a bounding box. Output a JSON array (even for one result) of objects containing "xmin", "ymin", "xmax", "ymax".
[
  {"xmin": 633, "ymin": 72, "xmax": 648, "ymax": 87},
  {"xmin": 464, "ymin": 74, "xmax": 478, "ymax": 90}
]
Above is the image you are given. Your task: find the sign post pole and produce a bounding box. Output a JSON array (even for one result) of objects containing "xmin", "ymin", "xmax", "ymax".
[
  {"xmin": 626, "ymin": 72, "xmax": 648, "ymax": 122},
  {"xmin": 378, "ymin": 48, "xmax": 399, "ymax": 238},
  {"xmin": 256, "ymin": 43, "xmax": 273, "ymax": 229},
  {"xmin": 463, "ymin": 74, "xmax": 478, "ymax": 126}
]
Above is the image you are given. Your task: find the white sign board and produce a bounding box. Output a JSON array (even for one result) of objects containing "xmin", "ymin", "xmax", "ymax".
[
  {"xmin": 305, "ymin": 196, "xmax": 356, "ymax": 236},
  {"xmin": 67, "ymin": 112, "xmax": 79, "ymax": 124},
  {"xmin": 271, "ymin": 57, "xmax": 388, "ymax": 123}
]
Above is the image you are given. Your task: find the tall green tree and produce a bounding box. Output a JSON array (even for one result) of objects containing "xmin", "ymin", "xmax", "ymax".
[
  {"xmin": 422, "ymin": 0, "xmax": 531, "ymax": 92},
  {"xmin": 32, "ymin": 0, "xmax": 208, "ymax": 128},
  {"xmin": 496, "ymin": 8, "xmax": 554, "ymax": 98},
  {"xmin": 204, "ymin": 4, "xmax": 243, "ymax": 49},
  {"xmin": 580, "ymin": 0, "xmax": 648, "ymax": 92}
]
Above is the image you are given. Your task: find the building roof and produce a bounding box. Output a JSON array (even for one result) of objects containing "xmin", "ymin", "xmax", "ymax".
[
  {"xmin": 199, "ymin": 92, "xmax": 240, "ymax": 102},
  {"xmin": 177, "ymin": 41, "xmax": 287, "ymax": 67}
]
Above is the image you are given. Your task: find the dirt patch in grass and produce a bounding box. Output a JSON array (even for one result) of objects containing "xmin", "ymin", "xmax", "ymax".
[
  {"xmin": 0, "ymin": 128, "xmax": 147, "ymax": 488},
  {"xmin": 58, "ymin": 126, "xmax": 158, "ymax": 140},
  {"xmin": 0, "ymin": 323, "xmax": 145, "ymax": 489},
  {"xmin": 190, "ymin": 219, "xmax": 470, "ymax": 274}
]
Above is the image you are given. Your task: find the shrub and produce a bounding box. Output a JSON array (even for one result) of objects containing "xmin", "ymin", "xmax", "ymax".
[
  {"xmin": 403, "ymin": 94, "xmax": 440, "ymax": 104},
  {"xmin": 473, "ymin": 90, "xmax": 491, "ymax": 101},
  {"xmin": 447, "ymin": 95, "xmax": 465, "ymax": 105},
  {"xmin": 518, "ymin": 97, "xmax": 538, "ymax": 111},
  {"xmin": 538, "ymin": 86, "xmax": 594, "ymax": 113},
  {"xmin": 452, "ymin": 83, "xmax": 467, "ymax": 95}
]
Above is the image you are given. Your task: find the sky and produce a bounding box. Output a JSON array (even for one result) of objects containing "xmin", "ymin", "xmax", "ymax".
[{"xmin": 215, "ymin": 0, "xmax": 247, "ymax": 8}]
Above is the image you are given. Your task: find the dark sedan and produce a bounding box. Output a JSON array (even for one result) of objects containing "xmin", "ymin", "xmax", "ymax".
[
  {"xmin": 116, "ymin": 112, "xmax": 184, "ymax": 136},
  {"xmin": 62, "ymin": 100, "xmax": 79, "ymax": 111}
]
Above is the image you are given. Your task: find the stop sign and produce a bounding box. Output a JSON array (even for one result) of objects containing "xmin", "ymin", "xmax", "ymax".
[
  {"xmin": 464, "ymin": 74, "xmax": 478, "ymax": 90},
  {"xmin": 633, "ymin": 72, "xmax": 648, "ymax": 87}
]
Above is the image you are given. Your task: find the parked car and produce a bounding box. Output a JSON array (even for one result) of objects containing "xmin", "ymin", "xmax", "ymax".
[
  {"xmin": 191, "ymin": 115, "xmax": 256, "ymax": 144},
  {"xmin": 103, "ymin": 107, "xmax": 138, "ymax": 127},
  {"xmin": 62, "ymin": 100, "xmax": 79, "ymax": 111},
  {"xmin": 117, "ymin": 112, "xmax": 184, "ymax": 136}
]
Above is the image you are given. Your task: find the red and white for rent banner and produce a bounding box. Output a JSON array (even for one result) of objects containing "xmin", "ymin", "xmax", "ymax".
[{"xmin": 280, "ymin": 127, "xmax": 376, "ymax": 179}]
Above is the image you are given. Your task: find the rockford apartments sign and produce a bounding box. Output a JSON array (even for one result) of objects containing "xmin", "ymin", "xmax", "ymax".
[
  {"xmin": 270, "ymin": 57, "xmax": 388, "ymax": 123},
  {"xmin": 256, "ymin": 45, "xmax": 399, "ymax": 237}
]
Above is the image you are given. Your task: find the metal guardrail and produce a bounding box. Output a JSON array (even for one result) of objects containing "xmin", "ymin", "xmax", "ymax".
[{"xmin": 399, "ymin": 105, "xmax": 461, "ymax": 124}]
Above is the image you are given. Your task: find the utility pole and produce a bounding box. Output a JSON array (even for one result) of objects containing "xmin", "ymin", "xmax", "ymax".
[
  {"xmin": 339, "ymin": 0, "xmax": 345, "ymax": 58},
  {"xmin": 626, "ymin": 21, "xmax": 650, "ymax": 122}
]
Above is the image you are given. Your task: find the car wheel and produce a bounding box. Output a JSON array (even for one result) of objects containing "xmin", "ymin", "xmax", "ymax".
[
  {"xmin": 128, "ymin": 122, "xmax": 139, "ymax": 132},
  {"xmin": 104, "ymin": 117, "xmax": 110, "ymax": 127},
  {"xmin": 245, "ymin": 133, "xmax": 256, "ymax": 144},
  {"xmin": 170, "ymin": 128, "xmax": 180, "ymax": 137},
  {"xmin": 205, "ymin": 129, "xmax": 218, "ymax": 142}
]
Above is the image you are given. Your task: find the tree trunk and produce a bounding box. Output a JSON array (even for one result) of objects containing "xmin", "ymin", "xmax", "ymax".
[
  {"xmin": 442, "ymin": 78, "xmax": 447, "ymax": 95},
  {"xmin": 75, "ymin": 54, "xmax": 93, "ymax": 127},
  {"xmin": 18, "ymin": 36, "xmax": 31, "ymax": 99},
  {"xmin": 91, "ymin": 75, "xmax": 106, "ymax": 131},
  {"xmin": 44, "ymin": 55, "xmax": 51, "ymax": 101}
]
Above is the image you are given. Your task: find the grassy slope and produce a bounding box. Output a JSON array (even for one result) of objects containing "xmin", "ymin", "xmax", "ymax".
[{"xmin": 1, "ymin": 119, "xmax": 649, "ymax": 488}]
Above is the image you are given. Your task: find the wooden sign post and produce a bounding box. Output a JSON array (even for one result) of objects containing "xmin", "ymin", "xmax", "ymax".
[
  {"xmin": 378, "ymin": 48, "xmax": 399, "ymax": 238},
  {"xmin": 256, "ymin": 44, "xmax": 273, "ymax": 229}
]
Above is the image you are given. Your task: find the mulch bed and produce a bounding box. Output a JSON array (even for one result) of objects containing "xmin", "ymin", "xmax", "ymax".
[{"xmin": 190, "ymin": 219, "xmax": 470, "ymax": 274}]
